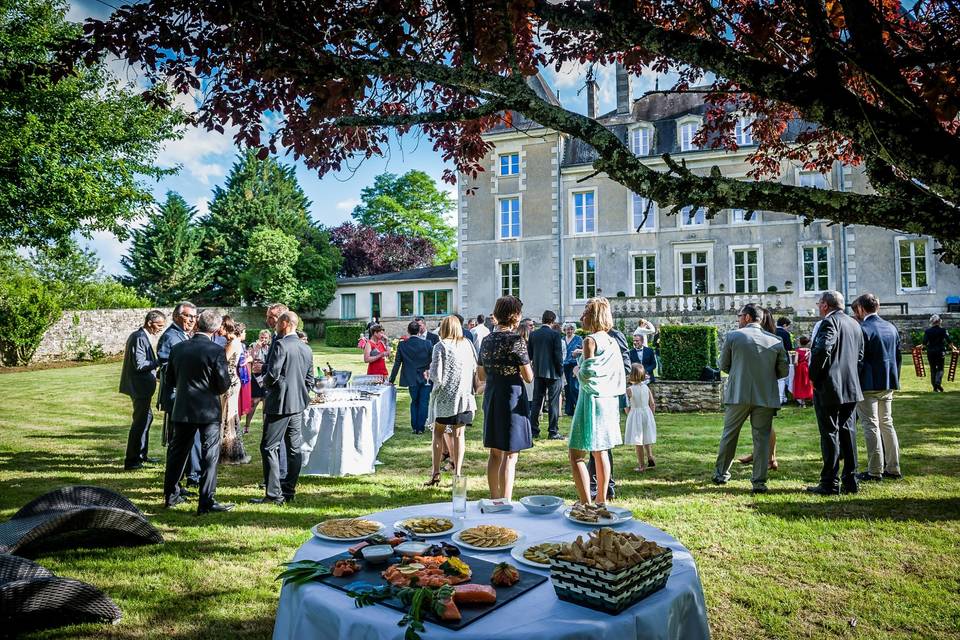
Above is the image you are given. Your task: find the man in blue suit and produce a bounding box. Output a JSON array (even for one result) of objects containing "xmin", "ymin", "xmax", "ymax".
[
  {"xmin": 119, "ymin": 310, "xmax": 166, "ymax": 470},
  {"xmin": 157, "ymin": 302, "xmax": 200, "ymax": 490},
  {"xmin": 628, "ymin": 332, "xmax": 657, "ymax": 382},
  {"xmin": 852, "ymin": 293, "xmax": 902, "ymax": 481},
  {"xmin": 391, "ymin": 321, "xmax": 434, "ymax": 433}
]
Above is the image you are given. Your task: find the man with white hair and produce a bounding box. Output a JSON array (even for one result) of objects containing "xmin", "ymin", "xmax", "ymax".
[{"xmin": 807, "ymin": 290, "xmax": 864, "ymax": 496}]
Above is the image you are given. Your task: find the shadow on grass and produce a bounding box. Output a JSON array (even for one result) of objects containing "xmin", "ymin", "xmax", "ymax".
[{"xmin": 753, "ymin": 496, "xmax": 960, "ymax": 521}]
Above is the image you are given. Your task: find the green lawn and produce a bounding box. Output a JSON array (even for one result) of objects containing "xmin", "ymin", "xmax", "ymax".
[{"xmin": 1, "ymin": 345, "xmax": 959, "ymax": 639}]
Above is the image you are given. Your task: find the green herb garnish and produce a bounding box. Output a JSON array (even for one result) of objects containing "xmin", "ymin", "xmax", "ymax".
[{"xmin": 275, "ymin": 560, "xmax": 331, "ymax": 585}]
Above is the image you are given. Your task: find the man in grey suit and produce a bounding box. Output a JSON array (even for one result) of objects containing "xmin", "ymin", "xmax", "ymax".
[
  {"xmin": 528, "ymin": 310, "xmax": 565, "ymax": 439},
  {"xmin": 807, "ymin": 290, "xmax": 864, "ymax": 496},
  {"xmin": 713, "ymin": 303, "xmax": 789, "ymax": 493},
  {"xmin": 252, "ymin": 311, "xmax": 314, "ymax": 505},
  {"xmin": 119, "ymin": 310, "xmax": 166, "ymax": 470}
]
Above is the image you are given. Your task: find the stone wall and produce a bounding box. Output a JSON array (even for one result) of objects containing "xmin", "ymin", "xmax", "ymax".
[
  {"xmin": 30, "ymin": 306, "xmax": 266, "ymax": 364},
  {"xmin": 652, "ymin": 380, "xmax": 724, "ymax": 413}
]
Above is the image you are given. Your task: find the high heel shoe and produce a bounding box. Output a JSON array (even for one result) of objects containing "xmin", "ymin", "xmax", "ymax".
[
  {"xmin": 423, "ymin": 472, "xmax": 441, "ymax": 487},
  {"xmin": 738, "ymin": 454, "xmax": 754, "ymax": 464},
  {"xmin": 769, "ymin": 459, "xmax": 779, "ymax": 471}
]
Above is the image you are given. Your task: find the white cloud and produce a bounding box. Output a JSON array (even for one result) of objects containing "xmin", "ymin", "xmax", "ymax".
[
  {"xmin": 335, "ymin": 198, "xmax": 360, "ymax": 212},
  {"xmin": 193, "ymin": 197, "xmax": 210, "ymax": 216},
  {"xmin": 156, "ymin": 111, "xmax": 237, "ymax": 185}
]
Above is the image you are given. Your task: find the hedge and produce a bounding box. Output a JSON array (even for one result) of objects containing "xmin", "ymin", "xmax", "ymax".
[
  {"xmin": 659, "ymin": 325, "xmax": 718, "ymax": 381},
  {"xmin": 910, "ymin": 327, "xmax": 960, "ymax": 348},
  {"xmin": 326, "ymin": 324, "xmax": 366, "ymax": 348}
]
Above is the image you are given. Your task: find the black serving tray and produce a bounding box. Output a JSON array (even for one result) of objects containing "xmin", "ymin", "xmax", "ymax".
[{"xmin": 315, "ymin": 552, "xmax": 548, "ymax": 630}]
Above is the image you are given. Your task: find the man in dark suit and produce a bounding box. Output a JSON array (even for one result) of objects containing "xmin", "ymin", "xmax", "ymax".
[
  {"xmin": 588, "ymin": 325, "xmax": 632, "ymax": 501},
  {"xmin": 390, "ymin": 321, "xmax": 434, "ymax": 434},
  {"xmin": 775, "ymin": 317, "xmax": 793, "ymax": 404},
  {"xmin": 119, "ymin": 310, "xmax": 166, "ymax": 470},
  {"xmin": 528, "ymin": 310, "xmax": 565, "ymax": 439},
  {"xmin": 253, "ymin": 311, "xmax": 314, "ymax": 505},
  {"xmin": 852, "ymin": 294, "xmax": 902, "ymax": 481},
  {"xmin": 453, "ymin": 313, "xmax": 476, "ymax": 347},
  {"xmin": 263, "ymin": 303, "xmax": 290, "ymax": 481},
  {"xmin": 628, "ymin": 332, "xmax": 657, "ymax": 382},
  {"xmin": 162, "ymin": 309, "xmax": 234, "ymax": 514},
  {"xmin": 807, "ymin": 290, "xmax": 864, "ymax": 496},
  {"xmin": 156, "ymin": 302, "xmax": 201, "ymax": 490},
  {"xmin": 415, "ymin": 315, "xmax": 440, "ymax": 347}
]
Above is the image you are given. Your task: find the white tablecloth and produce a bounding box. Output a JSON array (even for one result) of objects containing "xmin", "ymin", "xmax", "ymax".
[
  {"xmin": 299, "ymin": 385, "xmax": 395, "ymax": 476},
  {"xmin": 273, "ymin": 501, "xmax": 711, "ymax": 640}
]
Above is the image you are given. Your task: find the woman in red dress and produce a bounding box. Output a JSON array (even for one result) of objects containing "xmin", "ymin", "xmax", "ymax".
[
  {"xmin": 363, "ymin": 324, "xmax": 391, "ymax": 377},
  {"xmin": 792, "ymin": 335, "xmax": 814, "ymax": 407}
]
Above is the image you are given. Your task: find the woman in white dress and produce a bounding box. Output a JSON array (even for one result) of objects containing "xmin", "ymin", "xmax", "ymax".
[{"xmin": 624, "ymin": 363, "xmax": 657, "ymax": 472}]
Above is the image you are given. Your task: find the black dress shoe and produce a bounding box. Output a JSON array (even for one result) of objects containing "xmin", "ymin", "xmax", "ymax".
[
  {"xmin": 282, "ymin": 494, "xmax": 296, "ymax": 503},
  {"xmin": 806, "ymin": 484, "xmax": 840, "ymax": 496},
  {"xmin": 882, "ymin": 471, "xmax": 903, "ymax": 480},
  {"xmin": 140, "ymin": 456, "xmax": 161, "ymax": 464},
  {"xmin": 124, "ymin": 463, "xmax": 144, "ymax": 471},
  {"xmin": 249, "ymin": 497, "xmax": 285, "ymax": 506},
  {"xmin": 186, "ymin": 479, "xmax": 201, "ymax": 488},
  {"xmin": 198, "ymin": 502, "xmax": 236, "ymax": 514},
  {"xmin": 856, "ymin": 472, "xmax": 882, "ymax": 482},
  {"xmin": 712, "ymin": 477, "xmax": 728, "ymax": 485},
  {"xmin": 548, "ymin": 433, "xmax": 565, "ymax": 440},
  {"xmin": 177, "ymin": 487, "xmax": 194, "ymax": 498},
  {"xmin": 165, "ymin": 495, "xmax": 187, "ymax": 508},
  {"xmin": 751, "ymin": 485, "xmax": 769, "ymax": 494},
  {"xmin": 841, "ymin": 482, "xmax": 859, "ymax": 494}
]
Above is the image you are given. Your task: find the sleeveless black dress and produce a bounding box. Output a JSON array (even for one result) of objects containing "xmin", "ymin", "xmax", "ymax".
[{"xmin": 479, "ymin": 331, "xmax": 533, "ymax": 452}]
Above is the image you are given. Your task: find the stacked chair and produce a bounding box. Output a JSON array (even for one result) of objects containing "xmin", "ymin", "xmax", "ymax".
[{"xmin": 0, "ymin": 486, "xmax": 163, "ymax": 636}]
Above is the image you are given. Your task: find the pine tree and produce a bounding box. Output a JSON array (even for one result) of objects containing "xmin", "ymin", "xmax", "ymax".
[
  {"xmin": 200, "ymin": 150, "xmax": 340, "ymax": 309},
  {"xmin": 121, "ymin": 192, "xmax": 209, "ymax": 303}
]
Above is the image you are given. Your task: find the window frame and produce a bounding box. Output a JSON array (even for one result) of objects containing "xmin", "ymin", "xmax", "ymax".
[
  {"xmin": 340, "ymin": 293, "xmax": 357, "ymax": 320},
  {"xmin": 628, "ymin": 124, "xmax": 654, "ymax": 156},
  {"xmin": 734, "ymin": 116, "xmax": 754, "ymax": 147},
  {"xmin": 397, "ymin": 291, "xmax": 414, "ymax": 317},
  {"xmin": 630, "ymin": 193, "xmax": 658, "ymax": 232},
  {"xmin": 418, "ymin": 289, "xmax": 453, "ymax": 317},
  {"xmin": 496, "ymin": 195, "xmax": 522, "ymax": 240},
  {"xmin": 570, "ymin": 188, "xmax": 598, "ymax": 236},
  {"xmin": 679, "ymin": 205, "xmax": 707, "ymax": 227},
  {"xmin": 673, "ymin": 242, "xmax": 714, "ymax": 296},
  {"xmin": 498, "ymin": 260, "xmax": 521, "ymax": 298},
  {"xmin": 729, "ymin": 208, "xmax": 760, "ymax": 224},
  {"xmin": 797, "ymin": 241, "xmax": 833, "ymax": 296},
  {"xmin": 895, "ymin": 235, "xmax": 935, "ymax": 293},
  {"xmin": 499, "ymin": 152, "xmax": 520, "ymax": 176},
  {"xmin": 728, "ymin": 245, "xmax": 764, "ymax": 294},
  {"xmin": 631, "ymin": 251, "xmax": 658, "ymax": 298},
  {"xmin": 677, "ymin": 116, "xmax": 702, "ymax": 152},
  {"xmin": 572, "ymin": 255, "xmax": 598, "ymax": 302}
]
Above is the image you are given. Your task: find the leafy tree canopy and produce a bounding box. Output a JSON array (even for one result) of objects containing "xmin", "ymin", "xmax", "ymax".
[
  {"xmin": 0, "ymin": 0, "xmax": 183, "ymax": 250},
  {"xmin": 330, "ymin": 222, "xmax": 436, "ymax": 278},
  {"xmin": 239, "ymin": 226, "xmax": 305, "ymax": 306},
  {"xmin": 68, "ymin": 0, "xmax": 960, "ymax": 260},
  {"xmin": 121, "ymin": 191, "xmax": 211, "ymax": 304},
  {"xmin": 352, "ymin": 170, "xmax": 456, "ymax": 264}
]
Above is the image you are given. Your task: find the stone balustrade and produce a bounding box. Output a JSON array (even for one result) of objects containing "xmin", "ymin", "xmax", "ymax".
[{"xmin": 611, "ymin": 290, "xmax": 796, "ymax": 316}]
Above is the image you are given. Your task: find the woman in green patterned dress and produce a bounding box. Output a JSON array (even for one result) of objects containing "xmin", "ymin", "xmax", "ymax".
[{"xmin": 568, "ymin": 297, "xmax": 625, "ymax": 504}]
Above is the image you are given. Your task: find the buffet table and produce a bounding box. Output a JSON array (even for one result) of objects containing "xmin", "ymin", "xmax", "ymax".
[
  {"xmin": 299, "ymin": 384, "xmax": 397, "ymax": 476},
  {"xmin": 273, "ymin": 501, "xmax": 710, "ymax": 640}
]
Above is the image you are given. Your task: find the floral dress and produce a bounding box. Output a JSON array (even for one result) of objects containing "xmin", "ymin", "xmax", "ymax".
[
  {"xmin": 220, "ymin": 339, "xmax": 250, "ymax": 464},
  {"xmin": 569, "ymin": 331, "xmax": 624, "ymax": 451},
  {"xmin": 479, "ymin": 330, "xmax": 533, "ymax": 452}
]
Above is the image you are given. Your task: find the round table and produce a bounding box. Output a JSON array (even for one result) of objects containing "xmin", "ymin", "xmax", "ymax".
[{"xmin": 273, "ymin": 501, "xmax": 710, "ymax": 640}]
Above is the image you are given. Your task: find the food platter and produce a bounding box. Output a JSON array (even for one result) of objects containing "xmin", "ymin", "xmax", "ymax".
[
  {"xmin": 510, "ymin": 540, "xmax": 564, "ymax": 569},
  {"xmin": 562, "ymin": 504, "xmax": 634, "ymax": 527},
  {"xmin": 310, "ymin": 518, "xmax": 386, "ymax": 542},
  {"xmin": 452, "ymin": 525, "xmax": 524, "ymax": 552},
  {"xmin": 393, "ymin": 515, "xmax": 461, "ymax": 538}
]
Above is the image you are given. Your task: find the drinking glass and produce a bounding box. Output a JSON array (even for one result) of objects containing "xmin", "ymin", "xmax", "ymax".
[{"xmin": 451, "ymin": 474, "xmax": 467, "ymax": 519}]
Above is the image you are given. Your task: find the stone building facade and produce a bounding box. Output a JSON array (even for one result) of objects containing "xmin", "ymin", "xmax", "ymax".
[{"xmin": 457, "ymin": 69, "xmax": 960, "ymax": 325}]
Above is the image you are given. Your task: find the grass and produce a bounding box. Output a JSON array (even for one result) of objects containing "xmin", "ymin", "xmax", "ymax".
[{"xmin": 1, "ymin": 344, "xmax": 959, "ymax": 639}]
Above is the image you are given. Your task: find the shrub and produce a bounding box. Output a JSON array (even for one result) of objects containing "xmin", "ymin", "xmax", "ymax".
[
  {"xmin": 659, "ymin": 325, "xmax": 719, "ymax": 381},
  {"xmin": 325, "ymin": 323, "xmax": 366, "ymax": 347},
  {"xmin": 0, "ymin": 274, "xmax": 63, "ymax": 366},
  {"xmin": 911, "ymin": 327, "xmax": 960, "ymax": 348}
]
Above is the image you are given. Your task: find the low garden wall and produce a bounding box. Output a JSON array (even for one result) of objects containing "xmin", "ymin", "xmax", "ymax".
[{"xmin": 653, "ymin": 380, "xmax": 724, "ymax": 413}]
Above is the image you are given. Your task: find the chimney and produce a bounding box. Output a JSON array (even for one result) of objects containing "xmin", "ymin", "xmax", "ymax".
[
  {"xmin": 586, "ymin": 79, "xmax": 599, "ymax": 119},
  {"xmin": 616, "ymin": 63, "xmax": 632, "ymax": 116}
]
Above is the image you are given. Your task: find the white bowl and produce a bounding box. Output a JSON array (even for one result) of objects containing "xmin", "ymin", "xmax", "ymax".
[{"xmin": 520, "ymin": 495, "xmax": 564, "ymax": 515}]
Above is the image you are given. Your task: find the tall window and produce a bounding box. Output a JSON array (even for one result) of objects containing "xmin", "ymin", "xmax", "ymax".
[
  {"xmin": 898, "ymin": 239, "xmax": 929, "ymax": 290},
  {"xmin": 680, "ymin": 205, "xmax": 706, "ymax": 226},
  {"xmin": 730, "ymin": 208, "xmax": 758, "ymax": 224},
  {"xmin": 499, "ymin": 197, "xmax": 520, "ymax": 239},
  {"xmin": 499, "ymin": 152, "xmax": 519, "ymax": 176},
  {"xmin": 500, "ymin": 261, "xmax": 520, "ymax": 297},
  {"xmin": 573, "ymin": 257, "xmax": 596, "ymax": 300},
  {"xmin": 802, "ymin": 244, "xmax": 830, "ymax": 293},
  {"xmin": 630, "ymin": 127, "xmax": 652, "ymax": 156},
  {"xmin": 572, "ymin": 191, "xmax": 596, "ymax": 234},
  {"xmin": 732, "ymin": 249, "xmax": 760, "ymax": 293},
  {"xmin": 398, "ymin": 291, "xmax": 414, "ymax": 317},
  {"xmin": 679, "ymin": 122, "xmax": 698, "ymax": 152},
  {"xmin": 632, "ymin": 194, "xmax": 656, "ymax": 231},
  {"xmin": 420, "ymin": 290, "xmax": 451, "ymax": 316},
  {"xmin": 735, "ymin": 116, "xmax": 754, "ymax": 146},
  {"xmin": 370, "ymin": 292, "xmax": 382, "ymax": 319},
  {"xmin": 679, "ymin": 251, "xmax": 709, "ymax": 295},
  {"xmin": 633, "ymin": 254, "xmax": 656, "ymax": 297},
  {"xmin": 798, "ymin": 171, "xmax": 828, "ymax": 189},
  {"xmin": 341, "ymin": 294, "xmax": 356, "ymax": 319}
]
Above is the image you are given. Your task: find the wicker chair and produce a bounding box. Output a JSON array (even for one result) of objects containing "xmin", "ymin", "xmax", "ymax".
[
  {"xmin": 0, "ymin": 486, "xmax": 163, "ymax": 558},
  {"xmin": 0, "ymin": 554, "xmax": 121, "ymax": 636}
]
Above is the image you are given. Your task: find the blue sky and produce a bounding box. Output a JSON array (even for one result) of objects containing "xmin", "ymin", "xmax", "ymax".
[{"xmin": 68, "ymin": 1, "xmax": 662, "ymax": 274}]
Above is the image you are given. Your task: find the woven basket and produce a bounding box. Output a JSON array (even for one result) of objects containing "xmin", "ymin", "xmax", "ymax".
[{"xmin": 549, "ymin": 547, "xmax": 673, "ymax": 614}]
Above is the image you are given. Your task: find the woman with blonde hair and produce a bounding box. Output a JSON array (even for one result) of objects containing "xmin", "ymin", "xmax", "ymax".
[
  {"xmin": 478, "ymin": 296, "xmax": 534, "ymax": 501},
  {"xmin": 220, "ymin": 317, "xmax": 250, "ymax": 464},
  {"xmin": 424, "ymin": 316, "xmax": 478, "ymax": 484},
  {"xmin": 569, "ymin": 297, "xmax": 624, "ymax": 504}
]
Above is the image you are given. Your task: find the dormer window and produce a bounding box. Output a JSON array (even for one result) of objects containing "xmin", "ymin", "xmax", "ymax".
[
  {"xmin": 677, "ymin": 118, "xmax": 701, "ymax": 152},
  {"xmin": 735, "ymin": 116, "xmax": 754, "ymax": 146},
  {"xmin": 629, "ymin": 125, "xmax": 653, "ymax": 156},
  {"xmin": 499, "ymin": 152, "xmax": 519, "ymax": 176}
]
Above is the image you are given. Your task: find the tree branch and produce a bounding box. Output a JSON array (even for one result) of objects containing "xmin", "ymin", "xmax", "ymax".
[{"xmin": 334, "ymin": 101, "xmax": 508, "ymax": 128}]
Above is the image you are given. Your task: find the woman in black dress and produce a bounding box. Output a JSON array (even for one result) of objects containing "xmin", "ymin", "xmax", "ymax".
[{"xmin": 478, "ymin": 296, "xmax": 534, "ymax": 501}]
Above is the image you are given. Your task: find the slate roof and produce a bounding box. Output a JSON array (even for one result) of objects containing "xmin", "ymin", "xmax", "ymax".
[
  {"xmin": 485, "ymin": 73, "xmax": 562, "ymax": 134},
  {"xmin": 336, "ymin": 264, "xmax": 457, "ymax": 286}
]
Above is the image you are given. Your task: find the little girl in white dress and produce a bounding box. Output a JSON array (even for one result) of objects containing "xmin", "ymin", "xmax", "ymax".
[{"xmin": 624, "ymin": 364, "xmax": 657, "ymax": 472}]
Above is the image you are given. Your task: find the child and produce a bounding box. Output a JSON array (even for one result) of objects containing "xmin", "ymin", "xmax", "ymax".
[
  {"xmin": 624, "ymin": 363, "xmax": 657, "ymax": 471},
  {"xmin": 793, "ymin": 335, "xmax": 814, "ymax": 407}
]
